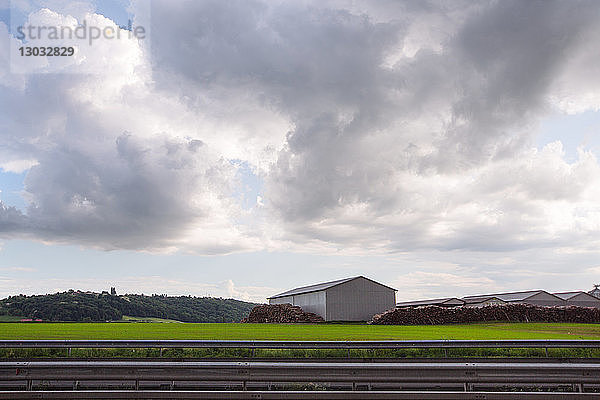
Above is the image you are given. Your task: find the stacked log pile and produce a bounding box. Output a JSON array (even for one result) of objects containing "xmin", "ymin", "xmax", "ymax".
[
  {"xmin": 241, "ymin": 303, "xmax": 325, "ymax": 323},
  {"xmin": 370, "ymin": 304, "xmax": 600, "ymax": 325}
]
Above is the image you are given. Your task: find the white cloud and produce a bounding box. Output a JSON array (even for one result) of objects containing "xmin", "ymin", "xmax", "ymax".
[
  {"xmin": 0, "ymin": 6, "xmax": 262, "ymax": 253},
  {"xmin": 1, "ymin": 0, "xmax": 600, "ymax": 275},
  {"xmin": 0, "ymin": 159, "xmax": 38, "ymax": 173}
]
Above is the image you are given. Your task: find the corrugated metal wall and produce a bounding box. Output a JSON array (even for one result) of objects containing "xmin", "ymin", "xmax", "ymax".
[
  {"xmin": 269, "ymin": 296, "xmax": 293, "ymax": 305},
  {"xmin": 269, "ymin": 291, "xmax": 327, "ymax": 319},
  {"xmin": 325, "ymin": 277, "xmax": 395, "ymax": 321}
]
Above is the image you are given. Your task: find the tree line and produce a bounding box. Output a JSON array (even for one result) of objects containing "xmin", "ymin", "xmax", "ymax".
[{"xmin": 0, "ymin": 290, "xmax": 258, "ymax": 322}]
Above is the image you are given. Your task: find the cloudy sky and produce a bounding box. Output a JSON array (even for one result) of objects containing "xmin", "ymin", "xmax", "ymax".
[{"xmin": 1, "ymin": 0, "xmax": 600, "ymax": 302}]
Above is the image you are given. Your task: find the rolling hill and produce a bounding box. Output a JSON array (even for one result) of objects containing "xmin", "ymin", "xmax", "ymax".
[{"xmin": 0, "ymin": 290, "xmax": 257, "ymax": 322}]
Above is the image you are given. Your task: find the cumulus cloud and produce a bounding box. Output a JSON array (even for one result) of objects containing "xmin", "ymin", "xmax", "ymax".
[
  {"xmin": 1, "ymin": 0, "xmax": 600, "ymax": 264},
  {"xmin": 258, "ymin": 0, "xmax": 600, "ymax": 254},
  {"xmin": 0, "ymin": 6, "xmax": 260, "ymax": 252}
]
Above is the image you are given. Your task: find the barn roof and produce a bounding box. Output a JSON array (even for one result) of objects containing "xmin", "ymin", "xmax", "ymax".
[
  {"xmin": 462, "ymin": 296, "xmax": 506, "ymax": 304},
  {"xmin": 554, "ymin": 291, "xmax": 599, "ymax": 301},
  {"xmin": 553, "ymin": 291, "xmax": 582, "ymax": 300},
  {"xmin": 268, "ymin": 276, "xmax": 396, "ymax": 299},
  {"xmin": 396, "ymin": 297, "xmax": 465, "ymax": 307},
  {"xmin": 462, "ymin": 290, "xmax": 561, "ymax": 302}
]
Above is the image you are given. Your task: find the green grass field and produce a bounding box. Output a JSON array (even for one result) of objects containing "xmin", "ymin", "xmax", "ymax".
[
  {"xmin": 2, "ymin": 322, "xmax": 600, "ymax": 340},
  {"xmin": 121, "ymin": 315, "xmax": 183, "ymax": 323}
]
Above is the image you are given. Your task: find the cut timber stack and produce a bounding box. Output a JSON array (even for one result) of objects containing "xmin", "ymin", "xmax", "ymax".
[
  {"xmin": 370, "ymin": 304, "xmax": 600, "ymax": 325},
  {"xmin": 241, "ymin": 303, "xmax": 325, "ymax": 323}
]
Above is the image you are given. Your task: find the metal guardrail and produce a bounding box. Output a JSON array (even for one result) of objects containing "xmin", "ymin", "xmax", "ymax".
[
  {"xmin": 0, "ymin": 391, "xmax": 597, "ymax": 399},
  {"xmin": 1, "ymin": 339, "xmax": 600, "ymax": 349},
  {"xmin": 1, "ymin": 361, "xmax": 599, "ymax": 390}
]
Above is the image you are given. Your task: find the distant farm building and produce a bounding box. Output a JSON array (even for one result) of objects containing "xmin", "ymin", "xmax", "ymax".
[
  {"xmin": 462, "ymin": 290, "xmax": 564, "ymax": 307},
  {"xmin": 396, "ymin": 296, "xmax": 508, "ymax": 308},
  {"xmin": 396, "ymin": 288, "xmax": 600, "ymax": 309},
  {"xmin": 396, "ymin": 297, "xmax": 465, "ymax": 308},
  {"xmin": 268, "ymin": 276, "xmax": 396, "ymax": 321},
  {"xmin": 554, "ymin": 291, "xmax": 600, "ymax": 308},
  {"xmin": 462, "ymin": 296, "xmax": 506, "ymax": 308}
]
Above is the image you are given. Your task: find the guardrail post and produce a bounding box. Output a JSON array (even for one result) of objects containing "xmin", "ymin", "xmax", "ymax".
[
  {"xmin": 243, "ymin": 380, "xmax": 247, "ymax": 391},
  {"xmin": 135, "ymin": 379, "xmax": 139, "ymax": 391},
  {"xmin": 26, "ymin": 379, "xmax": 32, "ymax": 391},
  {"xmin": 68, "ymin": 347, "xmax": 71, "ymax": 357},
  {"xmin": 160, "ymin": 348, "xmax": 163, "ymax": 357},
  {"xmin": 545, "ymin": 347, "xmax": 548, "ymax": 357},
  {"xmin": 251, "ymin": 348, "xmax": 255, "ymax": 357}
]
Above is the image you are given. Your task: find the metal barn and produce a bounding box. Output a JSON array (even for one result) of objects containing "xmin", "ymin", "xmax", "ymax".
[
  {"xmin": 268, "ymin": 276, "xmax": 396, "ymax": 321},
  {"xmin": 554, "ymin": 291, "xmax": 600, "ymax": 308},
  {"xmin": 462, "ymin": 296, "xmax": 506, "ymax": 308},
  {"xmin": 462, "ymin": 290, "xmax": 564, "ymax": 307},
  {"xmin": 396, "ymin": 297, "xmax": 466, "ymax": 308}
]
